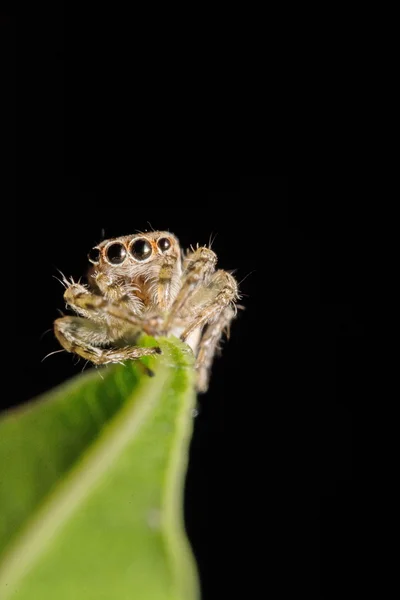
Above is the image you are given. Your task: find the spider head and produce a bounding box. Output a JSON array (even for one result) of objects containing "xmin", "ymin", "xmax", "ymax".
[{"xmin": 88, "ymin": 231, "xmax": 181, "ymax": 272}]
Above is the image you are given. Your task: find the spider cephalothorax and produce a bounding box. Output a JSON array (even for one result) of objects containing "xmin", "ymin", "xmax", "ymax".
[{"xmin": 54, "ymin": 231, "xmax": 239, "ymax": 392}]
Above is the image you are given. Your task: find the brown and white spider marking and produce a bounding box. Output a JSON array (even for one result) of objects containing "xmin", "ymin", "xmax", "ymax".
[{"xmin": 54, "ymin": 231, "xmax": 240, "ymax": 392}]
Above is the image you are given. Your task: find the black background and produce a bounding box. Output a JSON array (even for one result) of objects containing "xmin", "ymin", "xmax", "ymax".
[{"xmin": 7, "ymin": 10, "xmax": 363, "ymax": 599}]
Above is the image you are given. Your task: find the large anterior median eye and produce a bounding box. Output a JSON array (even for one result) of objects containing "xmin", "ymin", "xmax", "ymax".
[
  {"xmin": 105, "ymin": 242, "xmax": 127, "ymax": 265},
  {"xmin": 88, "ymin": 247, "xmax": 100, "ymax": 264},
  {"xmin": 130, "ymin": 238, "xmax": 152, "ymax": 261}
]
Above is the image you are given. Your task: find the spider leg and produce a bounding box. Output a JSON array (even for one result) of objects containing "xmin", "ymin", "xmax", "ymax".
[
  {"xmin": 195, "ymin": 306, "xmax": 235, "ymax": 393},
  {"xmin": 63, "ymin": 283, "xmax": 157, "ymax": 335},
  {"xmin": 165, "ymin": 246, "xmax": 217, "ymax": 327},
  {"xmin": 54, "ymin": 316, "xmax": 161, "ymax": 365},
  {"xmin": 180, "ymin": 270, "xmax": 239, "ymax": 342}
]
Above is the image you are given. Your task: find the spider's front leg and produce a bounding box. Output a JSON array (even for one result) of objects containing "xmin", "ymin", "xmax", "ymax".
[
  {"xmin": 177, "ymin": 268, "xmax": 239, "ymax": 392},
  {"xmin": 166, "ymin": 246, "xmax": 217, "ymax": 324},
  {"xmin": 54, "ymin": 316, "xmax": 161, "ymax": 365},
  {"xmin": 54, "ymin": 282, "xmax": 161, "ymax": 365},
  {"xmin": 180, "ymin": 270, "xmax": 239, "ymax": 342},
  {"xmin": 63, "ymin": 283, "xmax": 157, "ymax": 336}
]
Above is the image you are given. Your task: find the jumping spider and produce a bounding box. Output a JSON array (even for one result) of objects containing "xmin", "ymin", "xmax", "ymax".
[{"xmin": 54, "ymin": 231, "xmax": 240, "ymax": 392}]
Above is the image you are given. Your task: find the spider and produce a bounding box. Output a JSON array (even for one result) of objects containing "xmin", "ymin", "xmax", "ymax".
[{"xmin": 54, "ymin": 231, "xmax": 240, "ymax": 392}]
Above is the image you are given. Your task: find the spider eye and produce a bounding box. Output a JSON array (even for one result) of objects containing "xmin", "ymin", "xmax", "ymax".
[
  {"xmin": 88, "ymin": 247, "xmax": 100, "ymax": 264},
  {"xmin": 130, "ymin": 239, "xmax": 152, "ymax": 261},
  {"xmin": 105, "ymin": 243, "xmax": 127, "ymax": 265},
  {"xmin": 158, "ymin": 237, "xmax": 171, "ymax": 252}
]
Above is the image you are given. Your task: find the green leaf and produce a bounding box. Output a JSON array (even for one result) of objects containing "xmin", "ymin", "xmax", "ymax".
[{"xmin": 0, "ymin": 337, "xmax": 200, "ymax": 600}]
